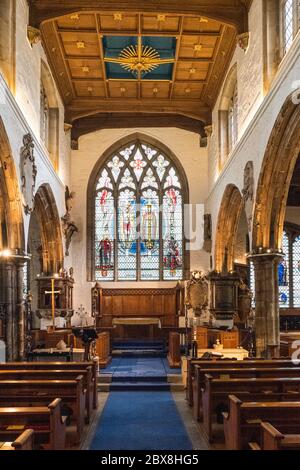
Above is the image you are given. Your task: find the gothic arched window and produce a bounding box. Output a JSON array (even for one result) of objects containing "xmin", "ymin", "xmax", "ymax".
[{"xmin": 92, "ymin": 139, "xmax": 187, "ymax": 281}]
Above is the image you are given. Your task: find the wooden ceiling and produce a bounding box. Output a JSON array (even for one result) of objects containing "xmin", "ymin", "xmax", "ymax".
[{"xmin": 29, "ymin": 1, "xmax": 251, "ymax": 144}]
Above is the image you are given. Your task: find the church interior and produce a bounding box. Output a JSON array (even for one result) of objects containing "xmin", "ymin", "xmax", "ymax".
[{"xmin": 1, "ymin": 0, "xmax": 300, "ymax": 453}]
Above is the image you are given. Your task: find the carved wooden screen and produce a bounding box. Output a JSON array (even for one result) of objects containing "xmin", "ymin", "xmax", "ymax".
[{"xmin": 94, "ymin": 141, "xmax": 185, "ymax": 281}]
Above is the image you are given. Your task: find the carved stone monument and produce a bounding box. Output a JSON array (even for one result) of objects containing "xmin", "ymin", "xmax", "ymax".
[
  {"xmin": 185, "ymin": 271, "xmax": 209, "ymax": 317},
  {"xmin": 242, "ymin": 161, "xmax": 254, "ymax": 232},
  {"xmin": 61, "ymin": 186, "xmax": 78, "ymax": 256},
  {"xmin": 20, "ymin": 134, "xmax": 37, "ymax": 214},
  {"xmin": 203, "ymin": 214, "xmax": 212, "ymax": 253}
]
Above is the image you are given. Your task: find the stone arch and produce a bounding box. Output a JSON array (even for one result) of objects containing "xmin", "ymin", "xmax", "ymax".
[
  {"xmin": 29, "ymin": 183, "xmax": 63, "ymax": 274},
  {"xmin": 0, "ymin": 117, "xmax": 24, "ymax": 252},
  {"xmin": 215, "ymin": 184, "xmax": 245, "ymax": 272},
  {"xmin": 252, "ymin": 93, "xmax": 300, "ymax": 251}
]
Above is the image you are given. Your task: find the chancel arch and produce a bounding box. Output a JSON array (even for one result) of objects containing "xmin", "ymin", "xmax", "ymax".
[
  {"xmin": 87, "ymin": 133, "xmax": 189, "ymax": 283},
  {"xmin": 214, "ymin": 184, "xmax": 247, "ymax": 273}
]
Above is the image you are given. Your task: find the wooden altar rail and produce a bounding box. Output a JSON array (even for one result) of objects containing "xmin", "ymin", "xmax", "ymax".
[
  {"xmin": 95, "ymin": 332, "xmax": 111, "ymax": 369},
  {"xmin": 167, "ymin": 332, "xmax": 181, "ymax": 369}
]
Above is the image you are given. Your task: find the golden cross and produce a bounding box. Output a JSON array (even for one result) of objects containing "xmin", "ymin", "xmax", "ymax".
[{"xmin": 45, "ymin": 278, "xmax": 61, "ymax": 330}]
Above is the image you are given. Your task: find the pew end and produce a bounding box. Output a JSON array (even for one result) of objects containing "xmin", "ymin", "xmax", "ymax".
[{"xmin": 11, "ymin": 429, "xmax": 34, "ymax": 450}]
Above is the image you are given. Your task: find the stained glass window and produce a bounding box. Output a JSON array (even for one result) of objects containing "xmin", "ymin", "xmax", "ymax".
[{"xmin": 94, "ymin": 141, "xmax": 185, "ymax": 281}]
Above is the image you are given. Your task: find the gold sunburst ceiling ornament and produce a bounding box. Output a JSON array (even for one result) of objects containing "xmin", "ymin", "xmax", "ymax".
[{"xmin": 104, "ymin": 38, "xmax": 175, "ymax": 77}]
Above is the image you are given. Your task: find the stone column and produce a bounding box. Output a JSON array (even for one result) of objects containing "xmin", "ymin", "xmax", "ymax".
[
  {"xmin": 0, "ymin": 0, "xmax": 16, "ymax": 91},
  {"xmin": 263, "ymin": 0, "xmax": 280, "ymax": 94},
  {"xmin": 3, "ymin": 261, "xmax": 13, "ymax": 361},
  {"xmin": 249, "ymin": 251, "xmax": 282, "ymax": 358},
  {"xmin": 16, "ymin": 260, "xmax": 26, "ymax": 360},
  {"xmin": 0, "ymin": 255, "xmax": 28, "ymax": 361}
]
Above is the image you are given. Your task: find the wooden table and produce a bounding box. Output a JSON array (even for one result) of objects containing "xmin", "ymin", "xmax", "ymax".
[
  {"xmin": 197, "ymin": 347, "xmax": 249, "ymax": 360},
  {"xmin": 27, "ymin": 348, "xmax": 85, "ymax": 362}
]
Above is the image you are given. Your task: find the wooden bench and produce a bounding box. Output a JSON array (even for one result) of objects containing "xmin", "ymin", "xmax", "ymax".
[
  {"xmin": 0, "ymin": 429, "xmax": 34, "ymax": 451},
  {"xmin": 187, "ymin": 358, "xmax": 299, "ymax": 407},
  {"xmin": 193, "ymin": 366, "xmax": 300, "ymax": 421},
  {"xmin": 223, "ymin": 395, "xmax": 300, "ymax": 450},
  {"xmin": 202, "ymin": 375, "xmax": 300, "ymax": 442},
  {"xmin": 249, "ymin": 422, "xmax": 300, "ymax": 450},
  {"xmin": 0, "ymin": 399, "xmax": 65, "ymax": 450},
  {"xmin": 0, "ymin": 369, "xmax": 93, "ymax": 424},
  {"xmin": 0, "ymin": 378, "xmax": 85, "ymax": 444},
  {"xmin": 0, "ymin": 361, "xmax": 98, "ymax": 409}
]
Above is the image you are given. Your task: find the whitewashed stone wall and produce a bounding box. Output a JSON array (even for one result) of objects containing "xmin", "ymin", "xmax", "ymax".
[{"xmin": 207, "ymin": 0, "xmax": 300, "ymax": 265}]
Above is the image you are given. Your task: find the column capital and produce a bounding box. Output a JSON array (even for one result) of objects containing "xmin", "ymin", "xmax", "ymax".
[{"xmin": 247, "ymin": 249, "xmax": 283, "ymax": 264}]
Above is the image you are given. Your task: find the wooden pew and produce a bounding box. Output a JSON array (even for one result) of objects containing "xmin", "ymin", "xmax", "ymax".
[
  {"xmin": 11, "ymin": 429, "xmax": 34, "ymax": 450},
  {"xmin": 0, "ymin": 361, "xmax": 98, "ymax": 409},
  {"xmin": 0, "ymin": 429, "xmax": 34, "ymax": 451},
  {"xmin": 223, "ymin": 395, "xmax": 300, "ymax": 450},
  {"xmin": 202, "ymin": 375, "xmax": 300, "ymax": 442},
  {"xmin": 0, "ymin": 369, "xmax": 93, "ymax": 424},
  {"xmin": 0, "ymin": 399, "xmax": 65, "ymax": 450},
  {"xmin": 186, "ymin": 358, "xmax": 299, "ymax": 407},
  {"xmin": 0, "ymin": 378, "xmax": 85, "ymax": 444},
  {"xmin": 193, "ymin": 366, "xmax": 300, "ymax": 421},
  {"xmin": 251, "ymin": 422, "xmax": 300, "ymax": 450}
]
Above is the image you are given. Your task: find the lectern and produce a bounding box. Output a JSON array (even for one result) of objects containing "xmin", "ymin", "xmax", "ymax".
[{"xmin": 72, "ymin": 327, "xmax": 98, "ymax": 361}]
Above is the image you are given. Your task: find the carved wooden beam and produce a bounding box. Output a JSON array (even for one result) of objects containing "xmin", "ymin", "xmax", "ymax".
[
  {"xmin": 65, "ymin": 99, "xmax": 211, "ymax": 123},
  {"xmin": 70, "ymin": 113, "xmax": 207, "ymax": 147},
  {"xmin": 29, "ymin": 0, "xmax": 250, "ymax": 34}
]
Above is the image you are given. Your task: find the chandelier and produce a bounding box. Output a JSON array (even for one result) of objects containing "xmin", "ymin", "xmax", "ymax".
[{"xmin": 104, "ymin": 38, "xmax": 175, "ymax": 77}]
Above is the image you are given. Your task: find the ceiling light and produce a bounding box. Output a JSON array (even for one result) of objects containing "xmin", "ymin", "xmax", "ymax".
[
  {"xmin": 76, "ymin": 41, "xmax": 85, "ymax": 49},
  {"xmin": 82, "ymin": 66, "xmax": 90, "ymax": 73},
  {"xmin": 199, "ymin": 17, "xmax": 208, "ymax": 23},
  {"xmin": 157, "ymin": 14, "xmax": 166, "ymax": 22},
  {"xmin": 87, "ymin": 87, "xmax": 93, "ymax": 92},
  {"xmin": 120, "ymin": 87, "xmax": 126, "ymax": 93},
  {"xmin": 153, "ymin": 87, "xmax": 159, "ymax": 94},
  {"xmin": 185, "ymin": 87, "xmax": 191, "ymax": 94},
  {"xmin": 189, "ymin": 68, "xmax": 196, "ymax": 74}
]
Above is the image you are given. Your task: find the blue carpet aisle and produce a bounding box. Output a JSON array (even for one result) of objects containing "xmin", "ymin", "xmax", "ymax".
[
  {"xmin": 89, "ymin": 390, "xmax": 193, "ymax": 450},
  {"xmin": 90, "ymin": 355, "xmax": 192, "ymax": 450}
]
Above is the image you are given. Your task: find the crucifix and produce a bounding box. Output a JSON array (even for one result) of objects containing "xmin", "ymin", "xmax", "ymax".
[{"xmin": 45, "ymin": 278, "xmax": 61, "ymax": 331}]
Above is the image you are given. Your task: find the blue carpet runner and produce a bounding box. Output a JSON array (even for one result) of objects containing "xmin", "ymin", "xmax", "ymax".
[{"xmin": 89, "ymin": 391, "xmax": 193, "ymax": 450}]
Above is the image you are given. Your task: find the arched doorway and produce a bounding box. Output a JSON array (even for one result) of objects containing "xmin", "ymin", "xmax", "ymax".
[
  {"xmin": 251, "ymin": 93, "xmax": 300, "ymax": 357},
  {"xmin": 0, "ymin": 118, "xmax": 25, "ymax": 360},
  {"xmin": 27, "ymin": 184, "xmax": 64, "ymax": 329}
]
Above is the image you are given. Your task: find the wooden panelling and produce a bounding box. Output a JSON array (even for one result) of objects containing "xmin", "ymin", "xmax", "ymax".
[{"xmin": 94, "ymin": 285, "xmax": 183, "ymax": 338}]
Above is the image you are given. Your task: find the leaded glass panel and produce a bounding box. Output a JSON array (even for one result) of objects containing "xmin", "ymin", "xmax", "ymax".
[
  {"xmin": 279, "ymin": 231, "xmax": 290, "ymax": 306},
  {"xmin": 293, "ymin": 235, "xmax": 300, "ymax": 307},
  {"xmin": 95, "ymin": 189, "xmax": 114, "ymax": 280},
  {"xmin": 163, "ymin": 189, "xmax": 183, "ymax": 280}
]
